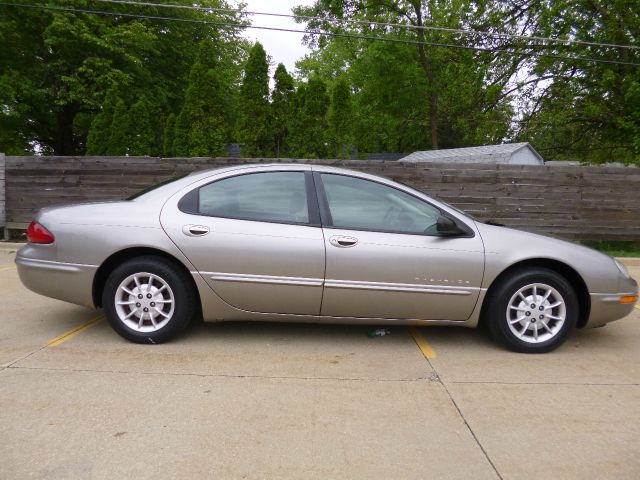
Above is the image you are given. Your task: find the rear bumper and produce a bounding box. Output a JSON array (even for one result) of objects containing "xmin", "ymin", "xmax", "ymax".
[{"xmin": 16, "ymin": 253, "xmax": 97, "ymax": 308}]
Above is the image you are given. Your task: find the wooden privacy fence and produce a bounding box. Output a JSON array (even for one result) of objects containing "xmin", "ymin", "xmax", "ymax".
[
  {"xmin": 2, "ymin": 156, "xmax": 640, "ymax": 241},
  {"xmin": 0, "ymin": 153, "xmax": 5, "ymax": 234}
]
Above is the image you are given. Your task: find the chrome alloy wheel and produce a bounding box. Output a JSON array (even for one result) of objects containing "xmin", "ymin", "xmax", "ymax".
[
  {"xmin": 114, "ymin": 272, "xmax": 175, "ymax": 333},
  {"xmin": 506, "ymin": 283, "xmax": 566, "ymax": 344}
]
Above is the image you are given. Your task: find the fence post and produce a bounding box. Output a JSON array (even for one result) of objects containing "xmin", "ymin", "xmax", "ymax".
[{"xmin": 0, "ymin": 153, "xmax": 6, "ymax": 241}]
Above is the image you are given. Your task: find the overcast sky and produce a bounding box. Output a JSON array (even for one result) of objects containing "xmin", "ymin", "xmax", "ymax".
[{"xmin": 233, "ymin": 0, "xmax": 317, "ymax": 75}]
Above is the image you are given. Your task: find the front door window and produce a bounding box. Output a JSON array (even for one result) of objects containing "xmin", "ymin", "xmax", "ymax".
[{"xmin": 320, "ymin": 174, "xmax": 441, "ymax": 234}]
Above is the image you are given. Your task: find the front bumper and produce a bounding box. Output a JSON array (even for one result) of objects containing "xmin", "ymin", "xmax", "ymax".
[
  {"xmin": 16, "ymin": 253, "xmax": 97, "ymax": 308},
  {"xmin": 587, "ymin": 290, "xmax": 638, "ymax": 328}
]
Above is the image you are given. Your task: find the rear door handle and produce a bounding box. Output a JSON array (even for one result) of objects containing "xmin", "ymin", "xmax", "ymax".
[
  {"xmin": 329, "ymin": 235, "xmax": 358, "ymax": 248},
  {"xmin": 182, "ymin": 225, "xmax": 210, "ymax": 237}
]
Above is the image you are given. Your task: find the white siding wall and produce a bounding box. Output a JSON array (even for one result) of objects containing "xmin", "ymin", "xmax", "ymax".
[{"xmin": 509, "ymin": 148, "xmax": 543, "ymax": 165}]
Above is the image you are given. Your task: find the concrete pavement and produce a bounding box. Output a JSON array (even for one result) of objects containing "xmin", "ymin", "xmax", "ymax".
[{"xmin": 0, "ymin": 249, "xmax": 639, "ymax": 479}]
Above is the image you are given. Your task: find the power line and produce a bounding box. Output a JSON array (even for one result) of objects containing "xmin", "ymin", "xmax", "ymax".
[
  {"xmin": 2, "ymin": 2, "xmax": 640, "ymax": 67},
  {"xmin": 89, "ymin": 0, "xmax": 640, "ymax": 51}
]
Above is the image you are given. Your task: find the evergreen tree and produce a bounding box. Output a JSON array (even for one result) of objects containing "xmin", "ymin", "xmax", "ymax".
[
  {"xmin": 236, "ymin": 42, "xmax": 271, "ymax": 157},
  {"xmin": 128, "ymin": 97, "xmax": 156, "ymax": 156},
  {"xmin": 271, "ymin": 63, "xmax": 295, "ymax": 157},
  {"xmin": 327, "ymin": 77, "xmax": 354, "ymax": 159},
  {"xmin": 86, "ymin": 88, "xmax": 119, "ymax": 155},
  {"xmin": 163, "ymin": 113, "xmax": 176, "ymax": 157},
  {"xmin": 0, "ymin": 1, "xmax": 246, "ymax": 155},
  {"xmin": 107, "ymin": 99, "xmax": 130, "ymax": 155},
  {"xmin": 174, "ymin": 36, "xmax": 231, "ymax": 157},
  {"xmin": 289, "ymin": 77, "xmax": 329, "ymax": 158}
]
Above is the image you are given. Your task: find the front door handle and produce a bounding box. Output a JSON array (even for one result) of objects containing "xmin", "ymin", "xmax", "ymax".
[
  {"xmin": 182, "ymin": 225, "xmax": 210, "ymax": 237},
  {"xmin": 329, "ymin": 235, "xmax": 358, "ymax": 248}
]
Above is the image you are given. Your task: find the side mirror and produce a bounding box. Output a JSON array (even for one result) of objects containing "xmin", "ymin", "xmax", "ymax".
[{"xmin": 436, "ymin": 216, "xmax": 465, "ymax": 236}]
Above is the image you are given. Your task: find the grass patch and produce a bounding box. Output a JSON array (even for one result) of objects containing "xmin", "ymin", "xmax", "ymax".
[{"xmin": 581, "ymin": 241, "xmax": 640, "ymax": 257}]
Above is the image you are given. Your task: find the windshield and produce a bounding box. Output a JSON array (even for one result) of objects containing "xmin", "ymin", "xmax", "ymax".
[{"xmin": 126, "ymin": 174, "xmax": 188, "ymax": 200}]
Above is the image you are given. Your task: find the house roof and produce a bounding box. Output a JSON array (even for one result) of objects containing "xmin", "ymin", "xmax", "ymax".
[{"xmin": 399, "ymin": 142, "xmax": 544, "ymax": 163}]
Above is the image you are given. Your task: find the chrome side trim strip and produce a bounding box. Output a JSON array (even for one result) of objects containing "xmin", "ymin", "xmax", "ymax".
[
  {"xmin": 15, "ymin": 257, "xmax": 97, "ymax": 273},
  {"xmin": 324, "ymin": 279, "xmax": 475, "ymax": 295},
  {"xmin": 206, "ymin": 271, "xmax": 477, "ymax": 295},
  {"xmin": 209, "ymin": 272, "xmax": 323, "ymax": 287}
]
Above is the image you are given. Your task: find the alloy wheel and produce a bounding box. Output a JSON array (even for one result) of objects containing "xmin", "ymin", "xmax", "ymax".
[
  {"xmin": 114, "ymin": 272, "xmax": 175, "ymax": 333},
  {"xmin": 506, "ymin": 282, "xmax": 566, "ymax": 344}
]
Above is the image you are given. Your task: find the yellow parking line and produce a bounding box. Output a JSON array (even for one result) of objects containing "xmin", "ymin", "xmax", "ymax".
[
  {"xmin": 0, "ymin": 265, "xmax": 16, "ymax": 273},
  {"xmin": 408, "ymin": 327, "xmax": 437, "ymax": 359},
  {"xmin": 635, "ymin": 304, "xmax": 640, "ymax": 311},
  {"xmin": 47, "ymin": 314, "xmax": 106, "ymax": 347}
]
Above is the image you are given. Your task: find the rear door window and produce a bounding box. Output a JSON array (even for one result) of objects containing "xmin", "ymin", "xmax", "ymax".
[{"xmin": 183, "ymin": 172, "xmax": 311, "ymax": 225}]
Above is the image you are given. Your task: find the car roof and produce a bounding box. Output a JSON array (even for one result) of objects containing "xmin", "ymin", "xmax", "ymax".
[
  {"xmin": 133, "ymin": 163, "xmax": 396, "ymax": 205},
  {"xmin": 185, "ymin": 163, "xmax": 392, "ymax": 185}
]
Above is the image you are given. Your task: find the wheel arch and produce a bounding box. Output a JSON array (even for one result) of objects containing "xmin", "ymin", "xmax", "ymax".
[
  {"xmin": 480, "ymin": 258, "xmax": 591, "ymax": 328},
  {"xmin": 92, "ymin": 247, "xmax": 201, "ymax": 310}
]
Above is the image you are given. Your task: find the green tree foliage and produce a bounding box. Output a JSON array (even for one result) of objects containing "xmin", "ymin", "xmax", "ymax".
[
  {"xmin": 163, "ymin": 113, "xmax": 177, "ymax": 157},
  {"xmin": 295, "ymin": 0, "xmax": 639, "ymax": 163},
  {"xmin": 271, "ymin": 63, "xmax": 296, "ymax": 157},
  {"xmin": 2, "ymin": 0, "xmax": 638, "ymax": 163},
  {"xmin": 0, "ymin": 74, "xmax": 30, "ymax": 154},
  {"xmin": 86, "ymin": 88, "xmax": 120, "ymax": 155},
  {"xmin": 0, "ymin": 0, "xmax": 245, "ymax": 155},
  {"xmin": 327, "ymin": 77, "xmax": 354, "ymax": 159},
  {"xmin": 236, "ymin": 42, "xmax": 272, "ymax": 157},
  {"xmin": 174, "ymin": 36, "xmax": 233, "ymax": 157},
  {"xmin": 295, "ymin": 1, "xmax": 518, "ymax": 152},
  {"xmin": 288, "ymin": 77, "xmax": 330, "ymax": 158},
  {"xmin": 128, "ymin": 98, "xmax": 156, "ymax": 156},
  {"xmin": 108, "ymin": 99, "xmax": 130, "ymax": 155},
  {"xmin": 514, "ymin": 1, "xmax": 640, "ymax": 163}
]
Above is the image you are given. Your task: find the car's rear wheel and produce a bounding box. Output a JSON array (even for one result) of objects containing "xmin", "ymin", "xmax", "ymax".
[
  {"xmin": 102, "ymin": 256, "xmax": 196, "ymax": 344},
  {"xmin": 485, "ymin": 267, "xmax": 578, "ymax": 353}
]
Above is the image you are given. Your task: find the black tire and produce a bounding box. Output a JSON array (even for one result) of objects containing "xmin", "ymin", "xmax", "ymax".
[
  {"xmin": 102, "ymin": 256, "xmax": 197, "ymax": 344},
  {"xmin": 484, "ymin": 267, "xmax": 578, "ymax": 353}
]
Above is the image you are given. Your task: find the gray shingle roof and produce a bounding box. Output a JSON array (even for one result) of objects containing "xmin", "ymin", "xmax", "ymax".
[{"xmin": 400, "ymin": 142, "xmax": 543, "ymax": 163}]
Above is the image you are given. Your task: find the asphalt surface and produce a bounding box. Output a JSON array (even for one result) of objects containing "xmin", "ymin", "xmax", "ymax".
[{"xmin": 1, "ymin": 243, "xmax": 639, "ymax": 479}]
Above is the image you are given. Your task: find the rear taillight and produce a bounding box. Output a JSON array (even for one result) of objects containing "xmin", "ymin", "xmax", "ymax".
[{"xmin": 27, "ymin": 221, "xmax": 55, "ymax": 244}]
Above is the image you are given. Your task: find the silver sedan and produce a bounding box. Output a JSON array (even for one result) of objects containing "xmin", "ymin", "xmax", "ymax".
[{"xmin": 16, "ymin": 164, "xmax": 638, "ymax": 352}]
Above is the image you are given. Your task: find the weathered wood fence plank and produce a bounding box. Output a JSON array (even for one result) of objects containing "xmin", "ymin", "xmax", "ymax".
[
  {"xmin": 4, "ymin": 156, "xmax": 640, "ymax": 241},
  {"xmin": 0, "ymin": 153, "xmax": 6, "ymax": 239}
]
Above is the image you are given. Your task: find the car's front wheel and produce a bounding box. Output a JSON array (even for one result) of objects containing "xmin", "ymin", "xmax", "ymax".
[
  {"xmin": 485, "ymin": 267, "xmax": 578, "ymax": 353},
  {"xmin": 102, "ymin": 256, "xmax": 196, "ymax": 344}
]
